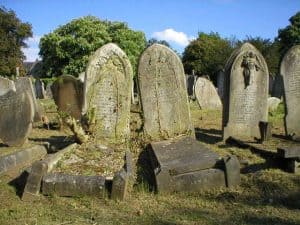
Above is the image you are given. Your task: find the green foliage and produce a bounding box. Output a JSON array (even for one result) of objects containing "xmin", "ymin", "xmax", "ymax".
[
  {"xmin": 277, "ymin": 11, "xmax": 300, "ymax": 55},
  {"xmin": 238, "ymin": 36, "xmax": 281, "ymax": 76},
  {"xmin": 39, "ymin": 16, "xmax": 146, "ymax": 78},
  {"xmin": 182, "ymin": 32, "xmax": 233, "ymax": 83},
  {"xmin": 0, "ymin": 6, "xmax": 32, "ymax": 77},
  {"xmin": 147, "ymin": 38, "xmax": 171, "ymax": 48}
]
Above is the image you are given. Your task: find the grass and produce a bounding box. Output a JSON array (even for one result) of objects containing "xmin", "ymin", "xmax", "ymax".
[{"xmin": 0, "ymin": 99, "xmax": 299, "ymax": 225}]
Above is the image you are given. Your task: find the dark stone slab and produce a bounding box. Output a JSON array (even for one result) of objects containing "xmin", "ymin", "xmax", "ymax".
[
  {"xmin": 0, "ymin": 145, "xmax": 47, "ymax": 176},
  {"xmin": 277, "ymin": 146, "xmax": 300, "ymax": 159},
  {"xmin": 42, "ymin": 173, "xmax": 106, "ymax": 197},
  {"xmin": 150, "ymin": 136, "xmax": 220, "ymax": 176},
  {"xmin": 156, "ymin": 168, "xmax": 226, "ymax": 193},
  {"xmin": 223, "ymin": 155, "xmax": 240, "ymax": 188},
  {"xmin": 22, "ymin": 161, "xmax": 48, "ymax": 201},
  {"xmin": 285, "ymin": 159, "xmax": 300, "ymax": 174}
]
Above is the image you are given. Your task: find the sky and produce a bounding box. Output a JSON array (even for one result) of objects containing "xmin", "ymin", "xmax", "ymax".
[{"xmin": 2, "ymin": 0, "xmax": 299, "ymax": 62}]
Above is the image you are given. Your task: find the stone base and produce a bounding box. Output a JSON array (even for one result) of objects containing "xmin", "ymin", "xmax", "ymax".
[
  {"xmin": 148, "ymin": 136, "xmax": 236, "ymax": 193},
  {"xmin": 42, "ymin": 173, "xmax": 106, "ymax": 197}
]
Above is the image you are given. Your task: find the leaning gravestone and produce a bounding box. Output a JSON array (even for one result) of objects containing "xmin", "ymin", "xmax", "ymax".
[
  {"xmin": 138, "ymin": 44, "xmax": 193, "ymax": 140},
  {"xmin": 195, "ymin": 77, "xmax": 222, "ymax": 110},
  {"xmin": 15, "ymin": 77, "xmax": 41, "ymax": 122},
  {"xmin": 223, "ymin": 43, "xmax": 269, "ymax": 141},
  {"xmin": 51, "ymin": 75, "xmax": 83, "ymax": 120},
  {"xmin": 83, "ymin": 43, "xmax": 133, "ymax": 144},
  {"xmin": 186, "ymin": 74, "xmax": 197, "ymax": 97},
  {"xmin": 217, "ymin": 69, "xmax": 225, "ymax": 100},
  {"xmin": 0, "ymin": 77, "xmax": 34, "ymax": 146},
  {"xmin": 35, "ymin": 79, "xmax": 46, "ymax": 99},
  {"xmin": 281, "ymin": 45, "xmax": 300, "ymax": 141}
]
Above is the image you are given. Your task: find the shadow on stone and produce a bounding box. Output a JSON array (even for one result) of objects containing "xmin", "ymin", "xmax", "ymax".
[{"xmin": 29, "ymin": 136, "xmax": 75, "ymax": 153}]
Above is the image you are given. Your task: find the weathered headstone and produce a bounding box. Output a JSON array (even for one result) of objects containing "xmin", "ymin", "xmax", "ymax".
[
  {"xmin": 194, "ymin": 77, "xmax": 222, "ymax": 110},
  {"xmin": 0, "ymin": 77, "xmax": 34, "ymax": 146},
  {"xmin": 269, "ymin": 74, "xmax": 274, "ymax": 95},
  {"xmin": 138, "ymin": 44, "xmax": 193, "ymax": 140},
  {"xmin": 272, "ymin": 73, "xmax": 284, "ymax": 99},
  {"xmin": 51, "ymin": 75, "xmax": 83, "ymax": 120},
  {"xmin": 45, "ymin": 83, "xmax": 53, "ymax": 99},
  {"xmin": 223, "ymin": 43, "xmax": 269, "ymax": 141},
  {"xmin": 15, "ymin": 77, "xmax": 42, "ymax": 122},
  {"xmin": 268, "ymin": 97, "xmax": 281, "ymax": 112},
  {"xmin": 280, "ymin": 45, "xmax": 300, "ymax": 141},
  {"xmin": 83, "ymin": 43, "xmax": 132, "ymax": 144},
  {"xmin": 217, "ymin": 69, "xmax": 225, "ymax": 100},
  {"xmin": 34, "ymin": 79, "xmax": 46, "ymax": 99},
  {"xmin": 186, "ymin": 74, "xmax": 197, "ymax": 97}
]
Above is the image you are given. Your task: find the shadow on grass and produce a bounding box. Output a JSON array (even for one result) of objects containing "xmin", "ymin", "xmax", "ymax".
[
  {"xmin": 8, "ymin": 170, "xmax": 29, "ymax": 198},
  {"xmin": 195, "ymin": 128, "xmax": 223, "ymax": 144},
  {"xmin": 29, "ymin": 135, "xmax": 75, "ymax": 153}
]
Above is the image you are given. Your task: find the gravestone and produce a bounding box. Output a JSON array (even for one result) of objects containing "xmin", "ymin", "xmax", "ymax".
[
  {"xmin": 51, "ymin": 75, "xmax": 83, "ymax": 120},
  {"xmin": 217, "ymin": 69, "xmax": 225, "ymax": 100},
  {"xmin": 194, "ymin": 77, "xmax": 222, "ymax": 110},
  {"xmin": 45, "ymin": 83, "xmax": 53, "ymax": 99},
  {"xmin": 15, "ymin": 77, "xmax": 41, "ymax": 122},
  {"xmin": 268, "ymin": 97, "xmax": 281, "ymax": 112},
  {"xmin": 138, "ymin": 44, "xmax": 193, "ymax": 140},
  {"xmin": 83, "ymin": 43, "xmax": 133, "ymax": 144},
  {"xmin": 223, "ymin": 43, "xmax": 269, "ymax": 141},
  {"xmin": 272, "ymin": 74, "xmax": 284, "ymax": 99},
  {"xmin": 0, "ymin": 77, "xmax": 34, "ymax": 146},
  {"xmin": 186, "ymin": 74, "xmax": 197, "ymax": 97},
  {"xmin": 269, "ymin": 74, "xmax": 274, "ymax": 95},
  {"xmin": 0, "ymin": 77, "xmax": 15, "ymax": 95},
  {"xmin": 35, "ymin": 79, "xmax": 46, "ymax": 99},
  {"xmin": 280, "ymin": 45, "xmax": 300, "ymax": 141}
]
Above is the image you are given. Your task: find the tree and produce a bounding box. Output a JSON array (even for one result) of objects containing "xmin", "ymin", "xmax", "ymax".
[
  {"xmin": 277, "ymin": 11, "xmax": 300, "ymax": 55},
  {"xmin": 182, "ymin": 32, "xmax": 233, "ymax": 83},
  {"xmin": 39, "ymin": 16, "xmax": 146, "ymax": 77},
  {"xmin": 147, "ymin": 38, "xmax": 171, "ymax": 48},
  {"xmin": 0, "ymin": 6, "xmax": 32, "ymax": 77},
  {"xmin": 239, "ymin": 36, "xmax": 280, "ymax": 76}
]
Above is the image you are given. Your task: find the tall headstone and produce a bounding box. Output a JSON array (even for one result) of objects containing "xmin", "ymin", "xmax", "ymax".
[
  {"xmin": 0, "ymin": 77, "xmax": 34, "ymax": 146},
  {"xmin": 51, "ymin": 75, "xmax": 83, "ymax": 120},
  {"xmin": 217, "ymin": 69, "xmax": 225, "ymax": 100},
  {"xmin": 194, "ymin": 77, "xmax": 222, "ymax": 110},
  {"xmin": 272, "ymin": 73, "xmax": 284, "ymax": 99},
  {"xmin": 138, "ymin": 44, "xmax": 193, "ymax": 140},
  {"xmin": 83, "ymin": 43, "xmax": 132, "ymax": 144},
  {"xmin": 268, "ymin": 74, "xmax": 274, "ymax": 95},
  {"xmin": 186, "ymin": 74, "xmax": 196, "ymax": 97},
  {"xmin": 223, "ymin": 43, "xmax": 269, "ymax": 141},
  {"xmin": 35, "ymin": 79, "xmax": 46, "ymax": 99},
  {"xmin": 15, "ymin": 77, "xmax": 41, "ymax": 122},
  {"xmin": 281, "ymin": 45, "xmax": 300, "ymax": 140}
]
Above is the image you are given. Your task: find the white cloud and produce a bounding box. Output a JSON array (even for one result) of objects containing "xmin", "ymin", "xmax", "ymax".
[
  {"xmin": 22, "ymin": 35, "xmax": 41, "ymax": 62},
  {"xmin": 152, "ymin": 28, "xmax": 194, "ymax": 47}
]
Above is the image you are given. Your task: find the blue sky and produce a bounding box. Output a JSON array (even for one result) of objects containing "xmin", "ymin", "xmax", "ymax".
[{"xmin": 2, "ymin": 0, "xmax": 299, "ymax": 61}]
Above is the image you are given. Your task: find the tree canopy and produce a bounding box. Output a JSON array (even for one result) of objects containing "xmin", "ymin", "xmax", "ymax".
[
  {"xmin": 39, "ymin": 16, "xmax": 146, "ymax": 77},
  {"xmin": 0, "ymin": 6, "xmax": 32, "ymax": 77},
  {"xmin": 277, "ymin": 11, "xmax": 300, "ymax": 55},
  {"xmin": 182, "ymin": 32, "xmax": 233, "ymax": 83}
]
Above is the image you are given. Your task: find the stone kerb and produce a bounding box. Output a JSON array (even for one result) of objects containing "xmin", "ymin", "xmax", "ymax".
[
  {"xmin": 223, "ymin": 43, "xmax": 269, "ymax": 141},
  {"xmin": 138, "ymin": 44, "xmax": 193, "ymax": 141},
  {"xmin": 83, "ymin": 43, "xmax": 133, "ymax": 144}
]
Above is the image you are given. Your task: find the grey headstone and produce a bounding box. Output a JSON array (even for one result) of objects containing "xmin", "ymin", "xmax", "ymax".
[
  {"xmin": 223, "ymin": 43, "xmax": 269, "ymax": 141},
  {"xmin": 277, "ymin": 146, "xmax": 300, "ymax": 159},
  {"xmin": 186, "ymin": 74, "xmax": 196, "ymax": 97},
  {"xmin": 223, "ymin": 155, "xmax": 240, "ymax": 188},
  {"xmin": 34, "ymin": 79, "xmax": 45, "ymax": 99},
  {"xmin": 217, "ymin": 70, "xmax": 225, "ymax": 100},
  {"xmin": 269, "ymin": 74, "xmax": 274, "ymax": 95},
  {"xmin": 83, "ymin": 43, "xmax": 133, "ymax": 144},
  {"xmin": 42, "ymin": 173, "xmax": 106, "ymax": 197},
  {"xmin": 22, "ymin": 161, "xmax": 48, "ymax": 201},
  {"xmin": 0, "ymin": 77, "xmax": 34, "ymax": 146},
  {"xmin": 51, "ymin": 75, "xmax": 83, "ymax": 120},
  {"xmin": 268, "ymin": 97, "xmax": 281, "ymax": 112},
  {"xmin": 138, "ymin": 44, "xmax": 193, "ymax": 140},
  {"xmin": 280, "ymin": 45, "xmax": 300, "ymax": 141},
  {"xmin": 15, "ymin": 77, "xmax": 42, "ymax": 122},
  {"xmin": 45, "ymin": 83, "xmax": 53, "ymax": 99},
  {"xmin": 272, "ymin": 74, "xmax": 284, "ymax": 99},
  {"xmin": 111, "ymin": 169, "xmax": 129, "ymax": 200},
  {"xmin": 195, "ymin": 77, "xmax": 222, "ymax": 110},
  {"xmin": 0, "ymin": 76, "xmax": 15, "ymax": 95}
]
